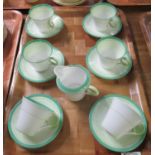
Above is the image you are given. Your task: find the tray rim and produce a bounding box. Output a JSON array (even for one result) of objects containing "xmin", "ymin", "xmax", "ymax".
[{"xmin": 3, "ymin": 10, "xmax": 23, "ymax": 104}]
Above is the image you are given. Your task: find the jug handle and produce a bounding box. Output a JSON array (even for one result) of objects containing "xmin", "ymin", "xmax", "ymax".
[{"xmin": 86, "ymin": 85, "xmax": 100, "ymax": 96}]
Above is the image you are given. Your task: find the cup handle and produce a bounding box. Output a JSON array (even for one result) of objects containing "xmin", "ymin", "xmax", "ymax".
[
  {"xmin": 120, "ymin": 57, "xmax": 129, "ymax": 66},
  {"xmin": 86, "ymin": 85, "xmax": 99, "ymax": 96},
  {"xmin": 123, "ymin": 124, "xmax": 145, "ymax": 137},
  {"xmin": 108, "ymin": 17, "xmax": 117, "ymax": 28},
  {"xmin": 49, "ymin": 56, "xmax": 58, "ymax": 65},
  {"xmin": 49, "ymin": 17, "xmax": 55, "ymax": 28}
]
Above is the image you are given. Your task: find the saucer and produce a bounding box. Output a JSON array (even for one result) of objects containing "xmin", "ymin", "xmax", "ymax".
[
  {"xmin": 53, "ymin": 0, "xmax": 85, "ymax": 6},
  {"xmin": 82, "ymin": 14, "xmax": 122, "ymax": 38},
  {"xmin": 86, "ymin": 46, "xmax": 132, "ymax": 80},
  {"xmin": 18, "ymin": 47, "xmax": 65, "ymax": 83},
  {"xmin": 8, "ymin": 94, "xmax": 63, "ymax": 149},
  {"xmin": 89, "ymin": 94, "xmax": 147, "ymax": 152},
  {"xmin": 25, "ymin": 15, "xmax": 64, "ymax": 39}
]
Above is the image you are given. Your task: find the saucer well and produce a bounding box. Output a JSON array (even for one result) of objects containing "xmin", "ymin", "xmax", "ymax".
[
  {"xmin": 86, "ymin": 46, "xmax": 132, "ymax": 80},
  {"xmin": 53, "ymin": 0, "xmax": 85, "ymax": 6},
  {"xmin": 89, "ymin": 94, "xmax": 147, "ymax": 152},
  {"xmin": 18, "ymin": 47, "xmax": 65, "ymax": 83},
  {"xmin": 82, "ymin": 14, "xmax": 122, "ymax": 38},
  {"xmin": 25, "ymin": 15, "xmax": 64, "ymax": 39},
  {"xmin": 8, "ymin": 94, "xmax": 63, "ymax": 149}
]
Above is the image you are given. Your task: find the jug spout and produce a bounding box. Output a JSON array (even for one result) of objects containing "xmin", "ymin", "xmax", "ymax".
[{"xmin": 54, "ymin": 65, "xmax": 66, "ymax": 79}]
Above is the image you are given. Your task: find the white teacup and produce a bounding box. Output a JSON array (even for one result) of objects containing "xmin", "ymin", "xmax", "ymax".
[
  {"xmin": 96, "ymin": 37, "xmax": 130, "ymax": 70},
  {"xmin": 28, "ymin": 4, "xmax": 55, "ymax": 33},
  {"xmin": 101, "ymin": 98, "xmax": 145, "ymax": 139},
  {"xmin": 22, "ymin": 39, "xmax": 58, "ymax": 72},
  {"xmin": 54, "ymin": 65, "xmax": 99, "ymax": 101},
  {"xmin": 16, "ymin": 97, "xmax": 58, "ymax": 136},
  {"xmin": 90, "ymin": 2, "xmax": 118, "ymax": 33}
]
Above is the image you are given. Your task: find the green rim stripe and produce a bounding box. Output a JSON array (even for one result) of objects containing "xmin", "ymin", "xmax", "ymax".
[
  {"xmin": 86, "ymin": 46, "xmax": 132, "ymax": 80},
  {"xmin": 22, "ymin": 39, "xmax": 54, "ymax": 63},
  {"xmin": 56, "ymin": 65, "xmax": 91, "ymax": 93},
  {"xmin": 90, "ymin": 2, "xmax": 117, "ymax": 19},
  {"xmin": 29, "ymin": 4, "xmax": 54, "ymax": 20},
  {"xmin": 82, "ymin": 14, "xmax": 122, "ymax": 38},
  {"xmin": 25, "ymin": 15, "xmax": 64, "ymax": 39},
  {"xmin": 8, "ymin": 94, "xmax": 63, "ymax": 149},
  {"xmin": 18, "ymin": 47, "xmax": 65, "ymax": 83},
  {"xmin": 96, "ymin": 36, "xmax": 129, "ymax": 59},
  {"xmin": 89, "ymin": 94, "xmax": 147, "ymax": 152}
]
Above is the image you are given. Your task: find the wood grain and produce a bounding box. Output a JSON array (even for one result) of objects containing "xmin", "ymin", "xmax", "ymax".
[
  {"xmin": 3, "ymin": 10, "xmax": 23, "ymax": 104},
  {"xmin": 4, "ymin": 7, "xmax": 151, "ymax": 155},
  {"xmin": 139, "ymin": 12, "xmax": 151, "ymax": 53},
  {"xmin": 3, "ymin": 0, "xmax": 100, "ymax": 9},
  {"xmin": 107, "ymin": 0, "xmax": 151, "ymax": 6}
]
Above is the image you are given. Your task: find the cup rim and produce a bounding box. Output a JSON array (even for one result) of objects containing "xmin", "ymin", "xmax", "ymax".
[
  {"xmin": 90, "ymin": 2, "xmax": 117, "ymax": 20},
  {"xmin": 29, "ymin": 4, "xmax": 54, "ymax": 21},
  {"xmin": 89, "ymin": 94, "xmax": 147, "ymax": 152},
  {"xmin": 56, "ymin": 65, "xmax": 91, "ymax": 93},
  {"xmin": 22, "ymin": 39, "xmax": 53, "ymax": 63},
  {"xmin": 96, "ymin": 36, "xmax": 129, "ymax": 60},
  {"xmin": 8, "ymin": 94, "xmax": 63, "ymax": 149}
]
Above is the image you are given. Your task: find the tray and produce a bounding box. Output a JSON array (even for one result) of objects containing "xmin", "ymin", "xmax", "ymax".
[
  {"xmin": 3, "ymin": 10, "xmax": 23, "ymax": 104},
  {"xmin": 4, "ymin": 7, "xmax": 150, "ymax": 155},
  {"xmin": 3, "ymin": 0, "xmax": 100, "ymax": 9},
  {"xmin": 107, "ymin": 0, "xmax": 151, "ymax": 6},
  {"xmin": 139, "ymin": 12, "xmax": 151, "ymax": 53}
]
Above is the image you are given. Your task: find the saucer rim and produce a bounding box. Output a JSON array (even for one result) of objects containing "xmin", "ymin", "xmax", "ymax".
[
  {"xmin": 18, "ymin": 47, "xmax": 65, "ymax": 83},
  {"xmin": 86, "ymin": 46, "xmax": 133, "ymax": 80},
  {"xmin": 53, "ymin": 0, "xmax": 85, "ymax": 6},
  {"xmin": 82, "ymin": 13, "xmax": 122, "ymax": 38},
  {"xmin": 25, "ymin": 14, "xmax": 64, "ymax": 39},
  {"xmin": 89, "ymin": 94, "xmax": 147, "ymax": 152},
  {"xmin": 8, "ymin": 94, "xmax": 63, "ymax": 149}
]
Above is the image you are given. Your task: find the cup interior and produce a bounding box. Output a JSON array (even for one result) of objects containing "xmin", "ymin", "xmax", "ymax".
[
  {"xmin": 97, "ymin": 38, "xmax": 126, "ymax": 59},
  {"xmin": 23, "ymin": 40, "xmax": 52, "ymax": 63},
  {"xmin": 29, "ymin": 4, "xmax": 54, "ymax": 20},
  {"xmin": 91, "ymin": 3, "xmax": 117, "ymax": 19},
  {"xmin": 60, "ymin": 67, "xmax": 87, "ymax": 89}
]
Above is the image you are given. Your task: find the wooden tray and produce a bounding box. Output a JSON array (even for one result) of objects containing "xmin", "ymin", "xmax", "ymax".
[
  {"xmin": 4, "ymin": 7, "xmax": 150, "ymax": 155},
  {"xmin": 107, "ymin": 0, "xmax": 151, "ymax": 6},
  {"xmin": 139, "ymin": 12, "xmax": 151, "ymax": 53},
  {"xmin": 3, "ymin": 10, "xmax": 23, "ymax": 104},
  {"xmin": 3, "ymin": 0, "xmax": 100, "ymax": 9}
]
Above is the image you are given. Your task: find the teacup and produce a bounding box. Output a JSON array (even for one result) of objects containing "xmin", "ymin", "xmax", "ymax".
[
  {"xmin": 16, "ymin": 97, "xmax": 58, "ymax": 136},
  {"xmin": 96, "ymin": 36, "xmax": 130, "ymax": 70},
  {"xmin": 101, "ymin": 98, "xmax": 145, "ymax": 139},
  {"xmin": 54, "ymin": 65, "xmax": 99, "ymax": 101},
  {"xmin": 22, "ymin": 39, "xmax": 58, "ymax": 72},
  {"xmin": 28, "ymin": 4, "xmax": 55, "ymax": 33},
  {"xmin": 90, "ymin": 2, "xmax": 118, "ymax": 33}
]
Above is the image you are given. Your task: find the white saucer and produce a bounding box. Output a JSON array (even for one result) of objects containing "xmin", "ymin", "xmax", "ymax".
[
  {"xmin": 86, "ymin": 46, "xmax": 132, "ymax": 80},
  {"xmin": 25, "ymin": 15, "xmax": 64, "ymax": 39},
  {"xmin": 53, "ymin": 0, "xmax": 85, "ymax": 5},
  {"xmin": 18, "ymin": 47, "xmax": 65, "ymax": 83},
  {"xmin": 82, "ymin": 14, "xmax": 122, "ymax": 38}
]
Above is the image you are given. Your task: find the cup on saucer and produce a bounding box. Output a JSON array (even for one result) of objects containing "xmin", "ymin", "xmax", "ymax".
[
  {"xmin": 28, "ymin": 4, "xmax": 55, "ymax": 34},
  {"xmin": 22, "ymin": 39, "xmax": 59, "ymax": 72},
  {"xmin": 90, "ymin": 2, "xmax": 119, "ymax": 33},
  {"xmin": 16, "ymin": 96, "xmax": 58, "ymax": 136},
  {"xmin": 96, "ymin": 36, "xmax": 130, "ymax": 70}
]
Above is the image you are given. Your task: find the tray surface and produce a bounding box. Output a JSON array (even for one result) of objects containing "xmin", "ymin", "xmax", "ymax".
[
  {"xmin": 107, "ymin": 0, "xmax": 151, "ymax": 6},
  {"xmin": 4, "ymin": 7, "xmax": 150, "ymax": 155},
  {"xmin": 3, "ymin": 10, "xmax": 23, "ymax": 104},
  {"xmin": 4, "ymin": 0, "xmax": 100, "ymax": 9}
]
